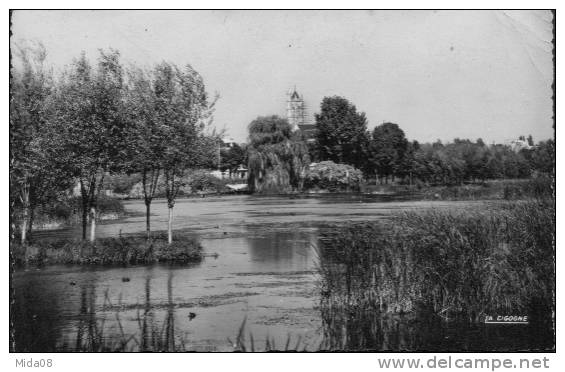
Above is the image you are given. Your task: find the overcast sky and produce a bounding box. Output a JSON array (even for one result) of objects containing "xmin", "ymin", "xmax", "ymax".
[{"xmin": 11, "ymin": 10, "xmax": 554, "ymax": 144}]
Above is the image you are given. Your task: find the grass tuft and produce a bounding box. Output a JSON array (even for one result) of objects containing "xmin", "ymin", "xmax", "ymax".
[{"xmin": 11, "ymin": 231, "xmax": 203, "ymax": 266}]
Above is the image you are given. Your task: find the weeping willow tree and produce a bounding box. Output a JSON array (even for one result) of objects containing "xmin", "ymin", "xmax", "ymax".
[{"xmin": 247, "ymin": 116, "xmax": 310, "ymax": 193}]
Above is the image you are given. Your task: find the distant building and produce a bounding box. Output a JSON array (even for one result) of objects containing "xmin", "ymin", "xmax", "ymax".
[
  {"xmin": 221, "ymin": 137, "xmax": 238, "ymax": 149},
  {"xmin": 286, "ymin": 87, "xmax": 316, "ymax": 141},
  {"xmin": 212, "ymin": 135, "xmax": 247, "ymax": 181},
  {"xmin": 508, "ymin": 139, "xmax": 535, "ymax": 152},
  {"xmin": 287, "ymin": 88, "xmax": 306, "ymax": 131},
  {"xmin": 210, "ymin": 166, "xmax": 247, "ymax": 180},
  {"xmin": 72, "ymin": 176, "xmax": 114, "ymax": 197}
]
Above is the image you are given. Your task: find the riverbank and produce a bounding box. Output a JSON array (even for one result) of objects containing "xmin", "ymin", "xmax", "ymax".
[
  {"xmin": 360, "ymin": 177, "xmax": 553, "ymax": 200},
  {"xmin": 11, "ymin": 232, "xmax": 204, "ymax": 266},
  {"xmin": 11, "ymin": 195, "xmax": 128, "ymax": 238},
  {"xmin": 250, "ymin": 176, "xmax": 554, "ymax": 202},
  {"xmin": 15, "ymin": 177, "xmax": 552, "ymax": 240}
]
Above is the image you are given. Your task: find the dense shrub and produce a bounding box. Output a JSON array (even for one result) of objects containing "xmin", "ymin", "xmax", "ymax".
[
  {"xmin": 503, "ymin": 175, "xmax": 553, "ymax": 200},
  {"xmin": 96, "ymin": 196, "xmax": 126, "ymax": 215},
  {"xmin": 183, "ymin": 169, "xmax": 231, "ymax": 194},
  {"xmin": 419, "ymin": 184, "xmax": 500, "ymax": 200},
  {"xmin": 413, "ymin": 177, "xmax": 554, "ymax": 201},
  {"xmin": 22, "ymin": 195, "xmax": 126, "ymax": 230},
  {"xmin": 104, "ymin": 174, "xmax": 143, "ymax": 194},
  {"xmin": 304, "ymin": 161, "xmax": 364, "ymax": 192},
  {"xmin": 128, "ymin": 169, "xmax": 231, "ymax": 198}
]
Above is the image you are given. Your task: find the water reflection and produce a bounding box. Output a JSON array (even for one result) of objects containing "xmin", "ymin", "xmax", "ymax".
[
  {"xmin": 165, "ymin": 272, "xmax": 176, "ymax": 350},
  {"xmin": 12, "ymin": 225, "xmax": 320, "ymax": 351},
  {"xmin": 13, "ymin": 196, "xmax": 534, "ymax": 352},
  {"xmin": 74, "ymin": 283, "xmax": 97, "ymax": 350},
  {"xmin": 246, "ymin": 230, "xmax": 316, "ymax": 269},
  {"xmin": 62, "ymin": 271, "xmax": 193, "ymax": 351},
  {"xmin": 320, "ymin": 306, "xmax": 554, "ymax": 351},
  {"xmin": 11, "ymin": 270, "xmax": 65, "ymax": 352},
  {"xmin": 141, "ymin": 276, "xmax": 153, "ymax": 350}
]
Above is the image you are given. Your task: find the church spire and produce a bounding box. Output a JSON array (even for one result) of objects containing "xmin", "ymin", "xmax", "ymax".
[{"xmin": 286, "ymin": 86, "xmax": 305, "ymax": 131}]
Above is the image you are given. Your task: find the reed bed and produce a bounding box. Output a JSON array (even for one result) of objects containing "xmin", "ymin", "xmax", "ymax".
[{"xmin": 317, "ymin": 198, "xmax": 555, "ymax": 350}]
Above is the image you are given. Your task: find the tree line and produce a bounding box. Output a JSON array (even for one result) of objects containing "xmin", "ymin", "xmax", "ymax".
[
  {"xmin": 244, "ymin": 96, "xmax": 554, "ymax": 193},
  {"xmin": 312, "ymin": 96, "xmax": 555, "ymax": 185},
  {"xmin": 244, "ymin": 96, "xmax": 553, "ymax": 193},
  {"xmin": 10, "ymin": 43, "xmax": 218, "ymax": 246}
]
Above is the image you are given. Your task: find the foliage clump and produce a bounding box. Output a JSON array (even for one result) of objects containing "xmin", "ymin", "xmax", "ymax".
[
  {"xmin": 246, "ymin": 116, "xmax": 310, "ymax": 193},
  {"xmin": 304, "ymin": 161, "xmax": 364, "ymax": 192}
]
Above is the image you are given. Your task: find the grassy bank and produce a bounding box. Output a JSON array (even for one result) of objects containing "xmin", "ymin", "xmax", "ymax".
[
  {"xmin": 361, "ymin": 176, "xmax": 553, "ymax": 201},
  {"xmin": 12, "ymin": 195, "xmax": 126, "ymax": 234},
  {"xmin": 317, "ymin": 198, "xmax": 555, "ymax": 350},
  {"xmin": 11, "ymin": 231, "xmax": 203, "ymax": 266},
  {"xmin": 418, "ymin": 177, "xmax": 553, "ymax": 201}
]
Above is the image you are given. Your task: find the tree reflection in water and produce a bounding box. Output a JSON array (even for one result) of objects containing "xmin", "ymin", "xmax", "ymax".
[
  {"xmin": 11, "ymin": 271, "xmax": 66, "ymax": 352},
  {"xmin": 64, "ymin": 270, "xmax": 184, "ymax": 352}
]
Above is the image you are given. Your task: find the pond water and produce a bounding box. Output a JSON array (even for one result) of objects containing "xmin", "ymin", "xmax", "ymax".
[{"xmin": 11, "ymin": 195, "xmax": 553, "ymax": 351}]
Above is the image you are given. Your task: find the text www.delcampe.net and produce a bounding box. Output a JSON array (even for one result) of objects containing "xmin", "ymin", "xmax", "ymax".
[{"xmin": 376, "ymin": 356, "xmax": 551, "ymax": 370}]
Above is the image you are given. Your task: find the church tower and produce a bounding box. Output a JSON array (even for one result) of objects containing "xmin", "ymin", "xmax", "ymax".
[{"xmin": 286, "ymin": 87, "xmax": 305, "ymax": 131}]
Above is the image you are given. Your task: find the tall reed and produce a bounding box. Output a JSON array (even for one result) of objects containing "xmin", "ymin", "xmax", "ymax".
[{"xmin": 317, "ymin": 199, "xmax": 555, "ymax": 350}]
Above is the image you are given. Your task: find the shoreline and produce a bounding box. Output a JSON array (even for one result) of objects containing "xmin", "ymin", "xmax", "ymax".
[{"xmin": 18, "ymin": 177, "xmax": 551, "ymax": 234}]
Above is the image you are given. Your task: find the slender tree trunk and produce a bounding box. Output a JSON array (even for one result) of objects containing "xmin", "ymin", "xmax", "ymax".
[
  {"xmin": 89, "ymin": 172, "xmax": 105, "ymax": 245},
  {"xmin": 145, "ymin": 199, "xmax": 151, "ymax": 240},
  {"xmin": 27, "ymin": 206, "xmax": 35, "ymax": 239},
  {"xmin": 80, "ymin": 180, "xmax": 88, "ymax": 240},
  {"xmin": 167, "ymin": 206, "xmax": 174, "ymax": 244},
  {"xmin": 81, "ymin": 206, "xmax": 88, "ymax": 240},
  {"xmin": 21, "ymin": 207, "xmax": 28, "ymax": 246},
  {"xmin": 142, "ymin": 168, "xmax": 159, "ymax": 241},
  {"xmin": 89, "ymin": 206, "xmax": 96, "ymax": 243},
  {"xmin": 20, "ymin": 185, "xmax": 30, "ymax": 246}
]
